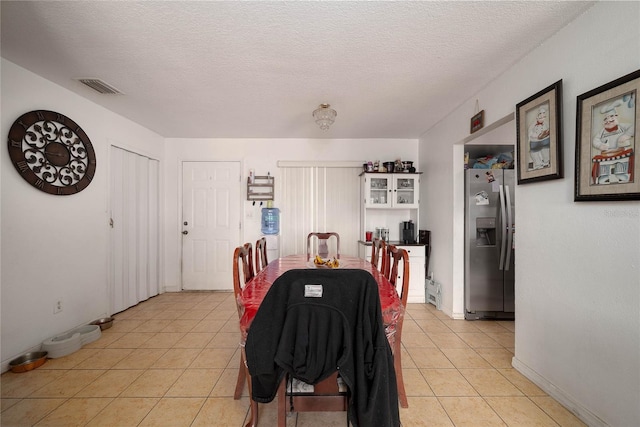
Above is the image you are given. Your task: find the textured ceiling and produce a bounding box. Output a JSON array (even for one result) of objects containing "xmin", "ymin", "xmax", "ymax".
[{"xmin": 1, "ymin": 1, "xmax": 595, "ymax": 139}]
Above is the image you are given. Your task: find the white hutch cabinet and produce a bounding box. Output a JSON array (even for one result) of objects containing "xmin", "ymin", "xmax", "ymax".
[
  {"xmin": 362, "ymin": 173, "xmax": 420, "ymax": 209},
  {"xmin": 358, "ymin": 172, "xmax": 426, "ymax": 303}
]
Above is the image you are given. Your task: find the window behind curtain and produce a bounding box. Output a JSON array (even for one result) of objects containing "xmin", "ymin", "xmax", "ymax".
[{"xmin": 279, "ymin": 166, "xmax": 361, "ymax": 257}]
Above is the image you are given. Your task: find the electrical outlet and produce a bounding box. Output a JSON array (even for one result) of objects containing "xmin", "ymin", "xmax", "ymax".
[{"xmin": 54, "ymin": 300, "xmax": 63, "ymax": 314}]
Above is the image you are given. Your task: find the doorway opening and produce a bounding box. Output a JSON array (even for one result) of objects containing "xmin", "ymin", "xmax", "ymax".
[{"xmin": 451, "ymin": 113, "xmax": 515, "ymax": 319}]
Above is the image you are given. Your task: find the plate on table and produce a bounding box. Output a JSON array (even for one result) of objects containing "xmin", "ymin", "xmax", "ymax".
[{"xmin": 307, "ymin": 256, "xmax": 342, "ymax": 269}]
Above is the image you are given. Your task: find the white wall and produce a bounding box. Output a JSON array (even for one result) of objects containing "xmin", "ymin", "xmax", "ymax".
[
  {"xmin": 0, "ymin": 59, "xmax": 164, "ymax": 369},
  {"xmin": 0, "ymin": 58, "xmax": 418, "ymax": 363},
  {"xmin": 163, "ymin": 138, "xmax": 418, "ymax": 290},
  {"xmin": 419, "ymin": 3, "xmax": 640, "ymax": 426}
]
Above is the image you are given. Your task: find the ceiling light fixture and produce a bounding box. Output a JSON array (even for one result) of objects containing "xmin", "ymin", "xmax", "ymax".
[{"xmin": 313, "ymin": 103, "xmax": 337, "ymax": 131}]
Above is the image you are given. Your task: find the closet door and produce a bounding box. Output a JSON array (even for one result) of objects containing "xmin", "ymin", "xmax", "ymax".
[
  {"xmin": 147, "ymin": 160, "xmax": 160, "ymax": 298},
  {"xmin": 110, "ymin": 147, "xmax": 127, "ymax": 314},
  {"xmin": 136, "ymin": 156, "xmax": 150, "ymax": 302},
  {"xmin": 110, "ymin": 146, "xmax": 160, "ymax": 314}
]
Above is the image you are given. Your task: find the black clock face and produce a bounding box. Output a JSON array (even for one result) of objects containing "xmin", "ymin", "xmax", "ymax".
[{"xmin": 7, "ymin": 110, "xmax": 96, "ymax": 195}]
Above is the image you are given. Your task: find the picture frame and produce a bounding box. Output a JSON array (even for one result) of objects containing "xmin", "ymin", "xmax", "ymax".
[
  {"xmin": 470, "ymin": 110, "xmax": 484, "ymax": 134},
  {"xmin": 515, "ymin": 80, "xmax": 563, "ymax": 184},
  {"xmin": 575, "ymin": 69, "xmax": 640, "ymax": 201}
]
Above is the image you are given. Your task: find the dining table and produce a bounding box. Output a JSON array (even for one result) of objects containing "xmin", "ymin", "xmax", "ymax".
[
  {"xmin": 237, "ymin": 254, "xmax": 406, "ymax": 427},
  {"xmin": 238, "ymin": 254, "xmax": 404, "ymax": 348}
]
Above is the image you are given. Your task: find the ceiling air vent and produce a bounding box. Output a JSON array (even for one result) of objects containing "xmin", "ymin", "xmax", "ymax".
[{"xmin": 76, "ymin": 78, "xmax": 123, "ymax": 95}]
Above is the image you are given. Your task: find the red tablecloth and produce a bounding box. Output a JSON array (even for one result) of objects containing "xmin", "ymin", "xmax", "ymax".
[{"xmin": 238, "ymin": 255, "xmax": 404, "ymax": 346}]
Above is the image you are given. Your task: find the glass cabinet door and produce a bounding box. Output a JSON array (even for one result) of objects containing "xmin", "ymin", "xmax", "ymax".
[
  {"xmin": 393, "ymin": 175, "xmax": 419, "ymax": 208},
  {"xmin": 366, "ymin": 175, "xmax": 391, "ymax": 207}
]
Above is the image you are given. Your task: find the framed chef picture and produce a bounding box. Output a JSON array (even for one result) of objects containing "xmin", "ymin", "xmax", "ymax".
[
  {"xmin": 515, "ymin": 80, "xmax": 563, "ymax": 184},
  {"xmin": 575, "ymin": 69, "xmax": 639, "ymax": 201}
]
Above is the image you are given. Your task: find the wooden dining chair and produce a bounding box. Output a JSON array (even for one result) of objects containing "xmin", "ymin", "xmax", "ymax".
[
  {"xmin": 307, "ymin": 232, "xmax": 340, "ymax": 260},
  {"xmin": 386, "ymin": 245, "xmax": 410, "ymax": 408},
  {"xmin": 371, "ymin": 237, "xmax": 387, "ymax": 272},
  {"xmin": 232, "ymin": 243, "xmax": 255, "ymax": 401},
  {"xmin": 255, "ymin": 237, "xmax": 268, "ymax": 273},
  {"xmin": 245, "ymin": 269, "xmax": 397, "ymax": 426},
  {"xmin": 276, "ymin": 373, "xmax": 347, "ymax": 426},
  {"xmin": 232, "ymin": 243, "xmax": 261, "ymax": 426}
]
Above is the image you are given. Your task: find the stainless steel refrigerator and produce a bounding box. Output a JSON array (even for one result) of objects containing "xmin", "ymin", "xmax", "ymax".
[{"xmin": 464, "ymin": 169, "xmax": 515, "ymax": 320}]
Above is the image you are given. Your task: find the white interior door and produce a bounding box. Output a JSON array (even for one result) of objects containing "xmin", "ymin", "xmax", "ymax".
[
  {"xmin": 182, "ymin": 161, "xmax": 240, "ymax": 290},
  {"xmin": 110, "ymin": 146, "xmax": 160, "ymax": 314}
]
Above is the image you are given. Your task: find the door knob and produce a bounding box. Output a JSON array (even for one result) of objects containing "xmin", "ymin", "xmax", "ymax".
[{"xmin": 182, "ymin": 230, "xmax": 188, "ymax": 235}]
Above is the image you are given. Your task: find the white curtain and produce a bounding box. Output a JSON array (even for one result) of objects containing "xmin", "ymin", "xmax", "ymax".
[{"xmin": 279, "ymin": 165, "xmax": 361, "ymax": 257}]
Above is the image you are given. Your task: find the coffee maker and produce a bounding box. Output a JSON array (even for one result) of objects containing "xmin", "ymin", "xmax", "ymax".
[{"xmin": 400, "ymin": 221, "xmax": 416, "ymax": 244}]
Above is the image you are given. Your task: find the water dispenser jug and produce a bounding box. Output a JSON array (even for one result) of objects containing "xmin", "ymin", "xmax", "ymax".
[{"xmin": 261, "ymin": 208, "xmax": 280, "ymax": 235}]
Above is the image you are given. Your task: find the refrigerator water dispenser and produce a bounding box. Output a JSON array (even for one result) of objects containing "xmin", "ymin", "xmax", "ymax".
[{"xmin": 476, "ymin": 217, "xmax": 496, "ymax": 246}]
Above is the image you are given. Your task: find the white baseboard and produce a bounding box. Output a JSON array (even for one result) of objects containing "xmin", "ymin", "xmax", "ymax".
[{"xmin": 511, "ymin": 357, "xmax": 608, "ymax": 427}]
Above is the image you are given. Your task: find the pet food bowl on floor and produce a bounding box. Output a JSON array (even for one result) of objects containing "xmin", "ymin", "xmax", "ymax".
[
  {"xmin": 90, "ymin": 317, "xmax": 114, "ymax": 330},
  {"xmin": 9, "ymin": 351, "xmax": 48, "ymax": 373},
  {"xmin": 71, "ymin": 324, "xmax": 101, "ymax": 345},
  {"xmin": 42, "ymin": 332, "xmax": 82, "ymax": 358}
]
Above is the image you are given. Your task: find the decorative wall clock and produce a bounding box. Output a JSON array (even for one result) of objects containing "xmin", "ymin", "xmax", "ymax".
[{"xmin": 7, "ymin": 110, "xmax": 96, "ymax": 195}]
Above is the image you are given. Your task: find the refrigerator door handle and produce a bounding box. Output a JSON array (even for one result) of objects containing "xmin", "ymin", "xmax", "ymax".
[
  {"xmin": 504, "ymin": 185, "xmax": 513, "ymax": 271},
  {"xmin": 498, "ymin": 184, "xmax": 507, "ymax": 271}
]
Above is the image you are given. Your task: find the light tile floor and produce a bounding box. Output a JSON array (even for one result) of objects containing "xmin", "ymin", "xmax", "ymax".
[{"xmin": 1, "ymin": 292, "xmax": 586, "ymax": 426}]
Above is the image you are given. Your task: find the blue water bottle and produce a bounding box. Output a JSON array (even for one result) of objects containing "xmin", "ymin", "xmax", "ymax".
[{"xmin": 261, "ymin": 208, "xmax": 280, "ymax": 235}]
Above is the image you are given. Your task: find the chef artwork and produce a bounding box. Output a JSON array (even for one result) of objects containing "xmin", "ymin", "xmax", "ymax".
[
  {"xmin": 527, "ymin": 104, "xmax": 551, "ymax": 171},
  {"xmin": 590, "ymin": 95, "xmax": 635, "ymax": 185}
]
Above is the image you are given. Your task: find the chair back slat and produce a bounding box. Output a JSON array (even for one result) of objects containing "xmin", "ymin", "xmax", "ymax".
[
  {"xmin": 307, "ymin": 232, "xmax": 340, "ymax": 260},
  {"xmin": 255, "ymin": 237, "xmax": 268, "ymax": 273},
  {"xmin": 371, "ymin": 238, "xmax": 387, "ymax": 272}
]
